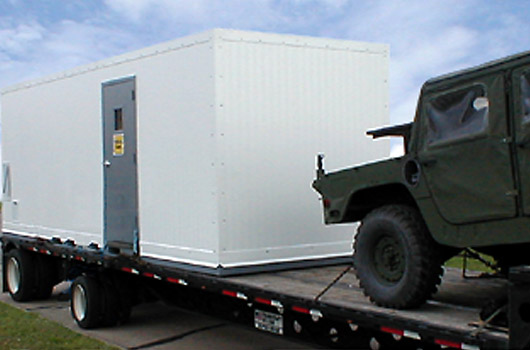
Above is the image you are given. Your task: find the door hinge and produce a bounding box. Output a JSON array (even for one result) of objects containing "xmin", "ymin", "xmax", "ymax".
[
  {"xmin": 502, "ymin": 137, "xmax": 513, "ymax": 144},
  {"xmin": 132, "ymin": 90, "xmax": 136, "ymax": 101},
  {"xmin": 506, "ymin": 190, "xmax": 519, "ymax": 197}
]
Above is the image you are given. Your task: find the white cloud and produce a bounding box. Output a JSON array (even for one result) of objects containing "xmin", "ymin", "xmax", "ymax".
[
  {"xmin": 2, "ymin": 0, "xmax": 530, "ymax": 140},
  {"xmin": 0, "ymin": 21, "xmax": 45, "ymax": 56},
  {"xmin": 102, "ymin": 0, "xmax": 153, "ymax": 21},
  {"xmin": 103, "ymin": 0, "xmax": 248, "ymax": 24},
  {"xmin": 0, "ymin": 17, "xmax": 141, "ymax": 89},
  {"xmin": 101, "ymin": 0, "xmax": 352, "ymax": 36}
]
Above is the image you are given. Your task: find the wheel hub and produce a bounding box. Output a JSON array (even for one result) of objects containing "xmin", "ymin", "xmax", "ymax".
[
  {"xmin": 373, "ymin": 236, "xmax": 405, "ymax": 283},
  {"xmin": 72, "ymin": 284, "xmax": 87, "ymax": 321},
  {"xmin": 6, "ymin": 257, "xmax": 21, "ymax": 294}
]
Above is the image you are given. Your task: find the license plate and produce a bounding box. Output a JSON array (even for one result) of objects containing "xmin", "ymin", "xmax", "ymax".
[{"xmin": 254, "ymin": 309, "xmax": 283, "ymax": 335}]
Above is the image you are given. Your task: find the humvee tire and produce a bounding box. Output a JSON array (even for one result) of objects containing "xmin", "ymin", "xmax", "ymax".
[{"xmin": 353, "ymin": 205, "xmax": 443, "ymax": 309}]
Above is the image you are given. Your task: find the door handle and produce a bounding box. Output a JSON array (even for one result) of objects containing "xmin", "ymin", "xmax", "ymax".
[{"xmin": 104, "ymin": 160, "xmax": 111, "ymax": 167}]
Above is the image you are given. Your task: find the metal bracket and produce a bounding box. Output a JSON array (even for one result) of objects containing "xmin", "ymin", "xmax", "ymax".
[{"xmin": 506, "ymin": 190, "xmax": 519, "ymax": 197}]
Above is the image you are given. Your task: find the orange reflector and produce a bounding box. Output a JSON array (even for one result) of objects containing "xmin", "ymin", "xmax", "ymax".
[
  {"xmin": 222, "ymin": 290, "xmax": 238, "ymax": 298},
  {"xmin": 380, "ymin": 326, "xmax": 404, "ymax": 336},
  {"xmin": 255, "ymin": 297, "xmax": 272, "ymax": 305},
  {"xmin": 435, "ymin": 339, "xmax": 461, "ymax": 349},
  {"xmin": 292, "ymin": 306, "xmax": 310, "ymax": 314}
]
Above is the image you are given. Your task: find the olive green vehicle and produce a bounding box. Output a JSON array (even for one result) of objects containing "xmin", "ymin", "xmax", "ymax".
[{"xmin": 313, "ymin": 51, "xmax": 530, "ymax": 309}]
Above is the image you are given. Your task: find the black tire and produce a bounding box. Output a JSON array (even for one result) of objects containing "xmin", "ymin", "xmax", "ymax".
[
  {"xmin": 100, "ymin": 280, "xmax": 120, "ymax": 327},
  {"xmin": 5, "ymin": 249, "xmax": 37, "ymax": 302},
  {"xmin": 118, "ymin": 301, "xmax": 132, "ymax": 325},
  {"xmin": 353, "ymin": 205, "xmax": 443, "ymax": 309},
  {"xmin": 34, "ymin": 255, "xmax": 58, "ymax": 300},
  {"xmin": 100, "ymin": 276, "xmax": 133, "ymax": 327},
  {"xmin": 71, "ymin": 275, "xmax": 104, "ymax": 329},
  {"xmin": 105, "ymin": 273, "xmax": 134, "ymax": 325}
]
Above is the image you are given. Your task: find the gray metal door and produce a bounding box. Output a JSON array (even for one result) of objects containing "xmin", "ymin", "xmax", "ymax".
[{"xmin": 102, "ymin": 77, "xmax": 139, "ymax": 254}]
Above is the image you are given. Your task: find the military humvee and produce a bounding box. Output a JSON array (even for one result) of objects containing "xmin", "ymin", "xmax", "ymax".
[{"xmin": 313, "ymin": 52, "xmax": 530, "ymax": 309}]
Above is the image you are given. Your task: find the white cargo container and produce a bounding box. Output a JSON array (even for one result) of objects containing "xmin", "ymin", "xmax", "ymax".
[{"xmin": 1, "ymin": 29, "xmax": 389, "ymax": 274}]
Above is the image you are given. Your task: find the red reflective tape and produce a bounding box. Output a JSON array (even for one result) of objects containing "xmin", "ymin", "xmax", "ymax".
[
  {"xmin": 142, "ymin": 272, "xmax": 154, "ymax": 278},
  {"xmin": 74, "ymin": 256, "xmax": 83, "ymax": 261},
  {"xmin": 292, "ymin": 306, "xmax": 310, "ymax": 314},
  {"xmin": 222, "ymin": 290, "xmax": 237, "ymax": 298},
  {"xmin": 39, "ymin": 249, "xmax": 47, "ymax": 254},
  {"xmin": 435, "ymin": 339, "xmax": 461, "ymax": 349},
  {"xmin": 121, "ymin": 267, "xmax": 133, "ymax": 273},
  {"xmin": 380, "ymin": 326, "xmax": 404, "ymax": 336},
  {"xmin": 167, "ymin": 277, "xmax": 179, "ymax": 284},
  {"xmin": 255, "ymin": 297, "xmax": 272, "ymax": 305}
]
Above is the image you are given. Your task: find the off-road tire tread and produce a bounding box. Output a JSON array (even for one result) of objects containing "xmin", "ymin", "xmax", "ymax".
[{"xmin": 353, "ymin": 205, "xmax": 444, "ymax": 309}]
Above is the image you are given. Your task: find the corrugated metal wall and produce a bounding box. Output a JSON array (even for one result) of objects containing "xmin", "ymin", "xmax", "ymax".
[{"xmin": 214, "ymin": 30, "xmax": 389, "ymax": 266}]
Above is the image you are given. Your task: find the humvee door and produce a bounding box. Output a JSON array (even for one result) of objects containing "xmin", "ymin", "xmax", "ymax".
[
  {"xmin": 512, "ymin": 67, "xmax": 530, "ymax": 215},
  {"xmin": 418, "ymin": 73, "xmax": 517, "ymax": 224}
]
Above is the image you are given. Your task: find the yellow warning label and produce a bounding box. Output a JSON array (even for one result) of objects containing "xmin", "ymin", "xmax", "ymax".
[{"xmin": 113, "ymin": 133, "xmax": 125, "ymax": 156}]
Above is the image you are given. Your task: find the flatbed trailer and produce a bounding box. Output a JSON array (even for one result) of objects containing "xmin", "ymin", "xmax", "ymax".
[{"xmin": 4, "ymin": 231, "xmax": 528, "ymax": 350}]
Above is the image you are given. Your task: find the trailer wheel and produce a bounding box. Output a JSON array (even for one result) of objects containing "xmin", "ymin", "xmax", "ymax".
[
  {"xmin": 354, "ymin": 205, "xmax": 443, "ymax": 309},
  {"xmin": 5, "ymin": 249, "xmax": 36, "ymax": 301},
  {"xmin": 34, "ymin": 255, "xmax": 58, "ymax": 300},
  {"xmin": 100, "ymin": 277, "xmax": 132, "ymax": 327},
  {"xmin": 71, "ymin": 276, "xmax": 103, "ymax": 329}
]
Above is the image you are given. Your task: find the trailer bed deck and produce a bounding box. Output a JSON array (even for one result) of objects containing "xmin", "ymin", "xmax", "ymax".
[
  {"xmin": 228, "ymin": 264, "xmax": 508, "ymax": 346},
  {"xmin": 1, "ymin": 232, "xmax": 511, "ymax": 349}
]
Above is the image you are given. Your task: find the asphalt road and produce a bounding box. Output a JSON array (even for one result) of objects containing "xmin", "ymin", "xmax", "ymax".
[{"xmin": 0, "ymin": 257, "xmax": 326, "ymax": 350}]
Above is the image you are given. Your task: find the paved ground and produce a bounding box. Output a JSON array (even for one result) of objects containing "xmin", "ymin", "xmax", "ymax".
[{"xmin": 0, "ymin": 258, "xmax": 326, "ymax": 350}]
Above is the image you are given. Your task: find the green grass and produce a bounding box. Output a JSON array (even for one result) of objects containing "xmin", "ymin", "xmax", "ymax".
[
  {"xmin": 445, "ymin": 251, "xmax": 498, "ymax": 274},
  {"xmin": 0, "ymin": 302, "xmax": 118, "ymax": 350}
]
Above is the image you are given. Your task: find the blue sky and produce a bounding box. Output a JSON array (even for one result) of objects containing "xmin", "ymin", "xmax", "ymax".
[{"xmin": 1, "ymin": 0, "xmax": 530, "ymax": 152}]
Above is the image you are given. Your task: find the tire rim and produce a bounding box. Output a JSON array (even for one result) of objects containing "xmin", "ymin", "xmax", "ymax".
[
  {"xmin": 373, "ymin": 236, "xmax": 405, "ymax": 283},
  {"xmin": 72, "ymin": 284, "xmax": 87, "ymax": 321},
  {"xmin": 6, "ymin": 257, "xmax": 20, "ymax": 294}
]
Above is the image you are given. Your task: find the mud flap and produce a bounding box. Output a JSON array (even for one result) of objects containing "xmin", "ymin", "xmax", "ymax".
[{"xmin": 509, "ymin": 266, "xmax": 530, "ymax": 349}]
